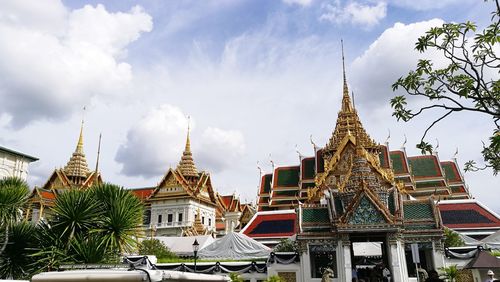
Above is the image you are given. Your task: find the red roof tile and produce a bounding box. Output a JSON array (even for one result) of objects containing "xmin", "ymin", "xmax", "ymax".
[
  {"xmin": 39, "ymin": 190, "xmax": 55, "ymax": 200},
  {"xmin": 131, "ymin": 188, "xmax": 155, "ymax": 200},
  {"xmin": 438, "ymin": 202, "xmax": 500, "ymax": 229},
  {"xmin": 242, "ymin": 211, "xmax": 296, "ymax": 238}
]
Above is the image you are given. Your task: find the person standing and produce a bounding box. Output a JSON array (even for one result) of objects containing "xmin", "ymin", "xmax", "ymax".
[
  {"xmin": 425, "ymin": 270, "xmax": 444, "ymax": 282},
  {"xmin": 485, "ymin": 270, "xmax": 496, "ymax": 282},
  {"xmin": 382, "ymin": 265, "xmax": 391, "ymax": 282}
]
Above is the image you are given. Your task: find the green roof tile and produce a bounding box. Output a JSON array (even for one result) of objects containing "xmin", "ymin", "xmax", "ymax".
[
  {"xmin": 442, "ymin": 162, "xmax": 461, "ymax": 182},
  {"xmin": 390, "ymin": 152, "xmax": 406, "ymax": 174},
  {"xmin": 415, "ymin": 180, "xmax": 445, "ymax": 189},
  {"xmin": 302, "ymin": 208, "xmax": 330, "ymax": 223},
  {"xmin": 276, "ymin": 167, "xmax": 300, "ymax": 187},
  {"xmin": 403, "ymin": 202, "xmax": 434, "ymax": 220},
  {"xmin": 302, "ymin": 158, "xmax": 315, "ymax": 179},
  {"xmin": 263, "ymin": 174, "xmax": 272, "ymax": 193},
  {"xmin": 408, "ymin": 157, "xmax": 441, "ymax": 178},
  {"xmin": 274, "ymin": 190, "xmax": 298, "ymax": 196}
]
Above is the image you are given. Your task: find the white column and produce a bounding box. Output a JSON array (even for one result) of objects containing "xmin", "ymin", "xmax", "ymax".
[
  {"xmin": 336, "ymin": 237, "xmax": 352, "ymax": 282},
  {"xmin": 388, "ymin": 238, "xmax": 409, "ymax": 282},
  {"xmin": 431, "ymin": 241, "xmax": 445, "ymax": 270}
]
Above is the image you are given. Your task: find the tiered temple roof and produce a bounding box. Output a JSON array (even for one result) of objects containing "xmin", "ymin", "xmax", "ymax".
[{"xmin": 28, "ymin": 121, "xmax": 102, "ymax": 221}]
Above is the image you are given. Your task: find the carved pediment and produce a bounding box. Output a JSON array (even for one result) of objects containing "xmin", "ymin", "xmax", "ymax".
[
  {"xmin": 347, "ymin": 195, "xmax": 386, "ymax": 225},
  {"xmin": 162, "ymin": 173, "xmax": 180, "ymax": 188}
]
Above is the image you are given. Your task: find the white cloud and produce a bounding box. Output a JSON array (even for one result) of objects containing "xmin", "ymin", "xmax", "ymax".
[
  {"xmin": 0, "ymin": 1, "xmax": 152, "ymax": 128},
  {"xmin": 115, "ymin": 104, "xmax": 246, "ymax": 178},
  {"xmin": 320, "ymin": 0, "xmax": 387, "ymax": 29},
  {"xmin": 115, "ymin": 104, "xmax": 189, "ymax": 178},
  {"xmin": 197, "ymin": 127, "xmax": 246, "ymax": 173},
  {"xmin": 350, "ymin": 19, "xmax": 445, "ymax": 106},
  {"xmin": 388, "ymin": 0, "xmax": 474, "ymax": 11},
  {"xmin": 282, "ymin": 0, "xmax": 314, "ymax": 7}
]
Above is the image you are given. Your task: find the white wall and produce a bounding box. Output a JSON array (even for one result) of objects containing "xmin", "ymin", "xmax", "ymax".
[{"xmin": 0, "ymin": 150, "xmax": 33, "ymax": 181}]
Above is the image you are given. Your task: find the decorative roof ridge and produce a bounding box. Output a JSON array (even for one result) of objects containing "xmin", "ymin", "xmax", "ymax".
[{"xmin": 408, "ymin": 155, "xmax": 438, "ymax": 160}]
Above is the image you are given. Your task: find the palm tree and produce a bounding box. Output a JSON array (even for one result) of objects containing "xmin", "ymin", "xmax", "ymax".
[
  {"xmin": 50, "ymin": 189, "xmax": 102, "ymax": 246},
  {"xmin": 0, "ymin": 177, "xmax": 31, "ymax": 255},
  {"xmin": 0, "ymin": 221, "xmax": 37, "ymax": 279},
  {"xmin": 32, "ymin": 183, "xmax": 144, "ymax": 272},
  {"xmin": 91, "ymin": 183, "xmax": 144, "ymax": 255}
]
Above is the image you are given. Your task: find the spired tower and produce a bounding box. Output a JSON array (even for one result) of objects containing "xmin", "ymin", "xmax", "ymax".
[
  {"xmin": 254, "ymin": 48, "xmax": 446, "ymax": 282},
  {"xmin": 63, "ymin": 121, "xmax": 91, "ymax": 185},
  {"xmin": 27, "ymin": 120, "xmax": 103, "ymax": 222},
  {"xmin": 144, "ymin": 126, "xmax": 220, "ymax": 237}
]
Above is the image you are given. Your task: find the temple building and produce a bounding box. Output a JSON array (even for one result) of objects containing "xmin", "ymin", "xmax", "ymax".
[
  {"xmin": 131, "ymin": 128, "xmax": 255, "ymax": 237},
  {"xmin": 27, "ymin": 121, "xmax": 102, "ymax": 222},
  {"xmin": 0, "ymin": 145, "xmax": 38, "ymax": 181},
  {"xmin": 251, "ymin": 54, "xmax": 447, "ymax": 282}
]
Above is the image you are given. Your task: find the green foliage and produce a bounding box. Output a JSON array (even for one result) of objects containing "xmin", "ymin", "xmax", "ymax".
[
  {"xmin": 92, "ymin": 183, "xmax": 144, "ymax": 254},
  {"xmin": 229, "ymin": 273, "xmax": 244, "ymax": 282},
  {"xmin": 444, "ymin": 228, "xmax": 465, "ymax": 248},
  {"xmin": 490, "ymin": 249, "xmax": 500, "ymax": 257},
  {"xmin": 265, "ymin": 275, "xmax": 285, "ymax": 282},
  {"xmin": 273, "ymin": 238, "xmax": 298, "ymax": 252},
  {"xmin": 0, "ymin": 221, "xmax": 38, "ymax": 279},
  {"xmin": 391, "ymin": 0, "xmax": 500, "ymax": 174},
  {"xmin": 0, "ymin": 177, "xmax": 30, "ymax": 224},
  {"xmin": 440, "ymin": 264, "xmax": 459, "ymax": 282},
  {"xmin": 138, "ymin": 239, "xmax": 177, "ymax": 260},
  {"xmin": 33, "ymin": 183, "xmax": 144, "ymax": 272}
]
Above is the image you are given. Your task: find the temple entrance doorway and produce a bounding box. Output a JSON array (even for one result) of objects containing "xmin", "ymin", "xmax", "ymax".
[{"xmin": 350, "ymin": 233, "xmax": 390, "ymax": 281}]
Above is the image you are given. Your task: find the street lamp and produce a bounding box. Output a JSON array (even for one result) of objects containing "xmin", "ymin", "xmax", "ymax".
[{"xmin": 192, "ymin": 239, "xmax": 199, "ymax": 273}]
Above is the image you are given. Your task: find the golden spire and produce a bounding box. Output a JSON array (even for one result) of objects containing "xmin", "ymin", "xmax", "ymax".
[
  {"xmin": 341, "ymin": 39, "xmax": 354, "ymax": 113},
  {"xmin": 64, "ymin": 119, "xmax": 90, "ymax": 180},
  {"xmin": 177, "ymin": 118, "xmax": 199, "ymax": 177},
  {"xmin": 325, "ymin": 41, "xmax": 377, "ymax": 154}
]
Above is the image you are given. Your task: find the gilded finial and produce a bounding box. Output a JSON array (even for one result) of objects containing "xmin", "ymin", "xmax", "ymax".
[{"xmin": 340, "ymin": 40, "xmax": 353, "ymax": 113}]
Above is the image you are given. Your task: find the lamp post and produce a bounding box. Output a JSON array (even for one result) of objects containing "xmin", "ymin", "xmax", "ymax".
[{"xmin": 192, "ymin": 239, "xmax": 199, "ymax": 273}]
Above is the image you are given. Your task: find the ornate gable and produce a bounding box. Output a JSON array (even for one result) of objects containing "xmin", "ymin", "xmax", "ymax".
[{"xmin": 347, "ymin": 195, "xmax": 387, "ymax": 225}]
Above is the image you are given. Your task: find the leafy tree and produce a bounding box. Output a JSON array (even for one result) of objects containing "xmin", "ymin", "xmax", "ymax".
[
  {"xmin": 273, "ymin": 238, "xmax": 298, "ymax": 253},
  {"xmin": 138, "ymin": 239, "xmax": 177, "ymax": 260},
  {"xmin": 391, "ymin": 0, "xmax": 500, "ymax": 174},
  {"xmin": 444, "ymin": 228, "xmax": 465, "ymax": 248},
  {"xmin": 0, "ymin": 177, "xmax": 31, "ymax": 255},
  {"xmin": 440, "ymin": 264, "xmax": 459, "ymax": 282}
]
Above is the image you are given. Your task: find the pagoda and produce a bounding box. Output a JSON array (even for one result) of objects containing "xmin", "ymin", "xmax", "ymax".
[
  {"xmin": 132, "ymin": 126, "xmax": 255, "ymax": 237},
  {"xmin": 27, "ymin": 121, "xmax": 102, "ymax": 222},
  {"xmin": 251, "ymin": 47, "xmax": 447, "ymax": 282}
]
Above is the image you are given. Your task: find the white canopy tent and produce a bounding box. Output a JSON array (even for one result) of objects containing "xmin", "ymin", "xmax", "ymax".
[
  {"xmin": 198, "ymin": 232, "xmax": 271, "ymax": 260},
  {"xmin": 155, "ymin": 235, "xmax": 215, "ymax": 257},
  {"xmin": 482, "ymin": 230, "xmax": 500, "ymax": 249}
]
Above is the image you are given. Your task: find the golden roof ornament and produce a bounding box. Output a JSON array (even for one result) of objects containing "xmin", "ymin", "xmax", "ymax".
[
  {"xmin": 193, "ymin": 208, "xmax": 206, "ymax": 235},
  {"xmin": 325, "ymin": 41, "xmax": 377, "ymax": 154},
  {"xmin": 64, "ymin": 120, "xmax": 91, "ymax": 179},
  {"xmin": 177, "ymin": 119, "xmax": 199, "ymax": 177}
]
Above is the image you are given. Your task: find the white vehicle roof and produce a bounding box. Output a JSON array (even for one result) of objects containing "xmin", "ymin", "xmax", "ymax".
[{"xmin": 30, "ymin": 269, "xmax": 230, "ymax": 282}]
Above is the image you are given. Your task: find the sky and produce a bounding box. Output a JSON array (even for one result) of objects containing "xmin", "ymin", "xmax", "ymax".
[{"xmin": 0, "ymin": 0, "xmax": 498, "ymax": 212}]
